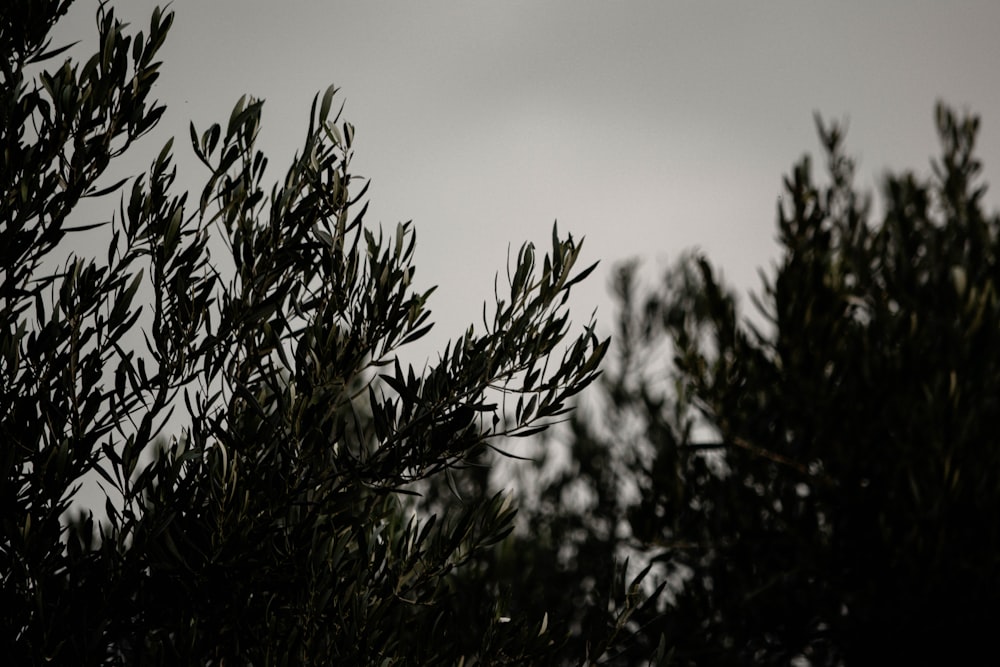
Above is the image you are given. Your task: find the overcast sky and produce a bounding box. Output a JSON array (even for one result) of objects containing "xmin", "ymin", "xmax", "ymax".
[{"xmin": 56, "ymin": 0, "xmax": 1000, "ymax": 361}]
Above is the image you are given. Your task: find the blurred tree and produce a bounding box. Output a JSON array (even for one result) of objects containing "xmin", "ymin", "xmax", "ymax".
[
  {"xmin": 0, "ymin": 1, "xmax": 610, "ymax": 664},
  {"xmin": 499, "ymin": 104, "xmax": 1000, "ymax": 664}
]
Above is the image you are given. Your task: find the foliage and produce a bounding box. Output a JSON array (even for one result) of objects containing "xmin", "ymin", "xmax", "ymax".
[
  {"xmin": 505, "ymin": 104, "xmax": 1000, "ymax": 664},
  {"xmin": 0, "ymin": 2, "xmax": 609, "ymax": 663}
]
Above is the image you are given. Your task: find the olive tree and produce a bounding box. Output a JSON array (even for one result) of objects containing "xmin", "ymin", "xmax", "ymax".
[
  {"xmin": 514, "ymin": 103, "xmax": 1000, "ymax": 665},
  {"xmin": 0, "ymin": 2, "xmax": 608, "ymax": 663}
]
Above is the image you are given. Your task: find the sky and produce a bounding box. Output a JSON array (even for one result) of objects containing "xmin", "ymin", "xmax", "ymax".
[{"xmin": 53, "ymin": 0, "xmax": 1000, "ymax": 364}]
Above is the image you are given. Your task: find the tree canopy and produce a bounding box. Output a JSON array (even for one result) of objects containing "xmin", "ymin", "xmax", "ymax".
[
  {"xmin": 1, "ymin": 2, "xmax": 612, "ymax": 663},
  {"xmin": 499, "ymin": 104, "xmax": 1000, "ymax": 664},
  {"xmin": 7, "ymin": 2, "xmax": 1000, "ymax": 665}
]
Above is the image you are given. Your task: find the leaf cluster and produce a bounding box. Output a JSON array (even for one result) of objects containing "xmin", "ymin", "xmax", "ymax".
[
  {"xmin": 507, "ymin": 104, "xmax": 1000, "ymax": 664},
  {"xmin": 1, "ymin": 3, "xmax": 608, "ymax": 664}
]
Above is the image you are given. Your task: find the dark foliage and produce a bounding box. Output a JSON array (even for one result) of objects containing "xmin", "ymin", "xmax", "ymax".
[
  {"xmin": 494, "ymin": 105, "xmax": 1000, "ymax": 665},
  {"xmin": 1, "ymin": 2, "xmax": 609, "ymax": 663}
]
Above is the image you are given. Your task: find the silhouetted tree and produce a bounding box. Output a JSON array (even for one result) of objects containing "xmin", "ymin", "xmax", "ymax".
[
  {"xmin": 505, "ymin": 104, "xmax": 1000, "ymax": 665},
  {"xmin": 1, "ymin": 2, "xmax": 610, "ymax": 663}
]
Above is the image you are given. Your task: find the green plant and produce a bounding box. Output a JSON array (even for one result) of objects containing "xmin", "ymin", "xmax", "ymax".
[
  {"xmin": 520, "ymin": 104, "xmax": 1000, "ymax": 664},
  {"xmin": 1, "ymin": 2, "xmax": 607, "ymax": 663}
]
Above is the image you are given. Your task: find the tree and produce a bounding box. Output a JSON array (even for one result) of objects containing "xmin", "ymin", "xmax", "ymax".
[
  {"xmin": 511, "ymin": 104, "xmax": 1000, "ymax": 664},
  {"xmin": 1, "ymin": 2, "xmax": 609, "ymax": 663}
]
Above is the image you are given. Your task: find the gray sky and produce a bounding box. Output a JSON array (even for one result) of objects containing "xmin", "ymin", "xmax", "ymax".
[{"xmin": 56, "ymin": 0, "xmax": 1000, "ymax": 360}]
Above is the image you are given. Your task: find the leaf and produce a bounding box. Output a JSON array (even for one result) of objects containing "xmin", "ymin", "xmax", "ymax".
[
  {"xmin": 84, "ymin": 177, "xmax": 129, "ymax": 199},
  {"xmin": 319, "ymin": 84, "xmax": 337, "ymax": 123},
  {"xmin": 27, "ymin": 40, "xmax": 80, "ymax": 64},
  {"xmin": 227, "ymin": 93, "xmax": 248, "ymax": 139},
  {"xmin": 562, "ymin": 260, "xmax": 598, "ymax": 292},
  {"xmin": 380, "ymin": 371, "xmax": 413, "ymax": 403},
  {"xmin": 163, "ymin": 207, "xmax": 183, "ymax": 257},
  {"xmin": 190, "ymin": 121, "xmax": 209, "ymax": 166},
  {"xmin": 109, "ymin": 270, "xmax": 143, "ymax": 330},
  {"xmin": 400, "ymin": 323, "xmax": 434, "ymax": 347},
  {"xmin": 64, "ymin": 220, "xmax": 110, "ymax": 233}
]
